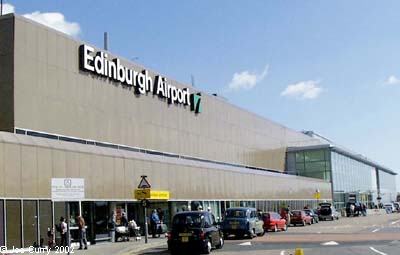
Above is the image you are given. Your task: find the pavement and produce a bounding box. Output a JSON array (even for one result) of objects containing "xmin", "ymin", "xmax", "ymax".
[
  {"xmin": 69, "ymin": 237, "xmax": 166, "ymax": 255},
  {"xmin": 4, "ymin": 213, "xmax": 399, "ymax": 255},
  {"xmin": 137, "ymin": 213, "xmax": 400, "ymax": 255},
  {"xmin": 1, "ymin": 236, "xmax": 166, "ymax": 255}
]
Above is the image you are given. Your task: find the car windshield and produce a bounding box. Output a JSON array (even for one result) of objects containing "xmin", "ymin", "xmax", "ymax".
[
  {"xmin": 225, "ymin": 209, "xmax": 247, "ymax": 218},
  {"xmin": 173, "ymin": 214, "xmax": 204, "ymax": 228},
  {"xmin": 292, "ymin": 211, "xmax": 301, "ymax": 216}
]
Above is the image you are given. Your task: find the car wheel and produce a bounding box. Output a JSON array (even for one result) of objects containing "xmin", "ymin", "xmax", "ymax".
[
  {"xmin": 203, "ymin": 240, "xmax": 212, "ymax": 254},
  {"xmin": 216, "ymin": 237, "xmax": 224, "ymax": 249},
  {"xmin": 311, "ymin": 219, "xmax": 315, "ymax": 224},
  {"xmin": 257, "ymin": 230, "xmax": 265, "ymax": 237},
  {"xmin": 273, "ymin": 225, "xmax": 278, "ymax": 232}
]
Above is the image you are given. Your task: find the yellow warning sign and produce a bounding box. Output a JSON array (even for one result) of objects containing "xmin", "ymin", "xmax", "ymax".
[{"xmin": 134, "ymin": 189, "xmax": 169, "ymax": 200}]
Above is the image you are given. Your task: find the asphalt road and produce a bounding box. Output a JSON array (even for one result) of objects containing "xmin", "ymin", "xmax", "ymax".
[{"xmin": 136, "ymin": 213, "xmax": 400, "ymax": 255}]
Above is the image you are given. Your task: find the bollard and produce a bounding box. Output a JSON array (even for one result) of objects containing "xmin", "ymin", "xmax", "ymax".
[{"xmin": 295, "ymin": 248, "xmax": 304, "ymax": 255}]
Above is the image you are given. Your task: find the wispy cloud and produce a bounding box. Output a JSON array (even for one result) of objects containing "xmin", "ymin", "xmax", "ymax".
[
  {"xmin": 384, "ymin": 75, "xmax": 400, "ymax": 86},
  {"xmin": 2, "ymin": 3, "xmax": 81, "ymax": 37},
  {"xmin": 281, "ymin": 80, "xmax": 322, "ymax": 99},
  {"xmin": 23, "ymin": 11, "xmax": 81, "ymax": 37},
  {"xmin": 228, "ymin": 65, "xmax": 269, "ymax": 91},
  {"xmin": 1, "ymin": 3, "xmax": 15, "ymax": 14}
]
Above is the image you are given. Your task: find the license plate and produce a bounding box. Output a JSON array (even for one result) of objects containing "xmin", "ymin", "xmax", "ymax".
[
  {"xmin": 181, "ymin": 236, "xmax": 189, "ymax": 242},
  {"xmin": 231, "ymin": 225, "xmax": 237, "ymax": 229}
]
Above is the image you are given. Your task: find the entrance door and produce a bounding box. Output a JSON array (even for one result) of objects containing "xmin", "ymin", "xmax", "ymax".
[
  {"xmin": 39, "ymin": 201, "xmax": 52, "ymax": 246},
  {"xmin": 82, "ymin": 201, "xmax": 94, "ymax": 243},
  {"xmin": 23, "ymin": 200, "xmax": 38, "ymax": 247},
  {"xmin": 0, "ymin": 200, "xmax": 4, "ymax": 246},
  {"xmin": 94, "ymin": 202, "xmax": 110, "ymax": 241}
]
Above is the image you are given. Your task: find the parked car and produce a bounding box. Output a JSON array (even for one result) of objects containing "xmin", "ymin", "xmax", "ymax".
[
  {"xmin": 167, "ymin": 211, "xmax": 224, "ymax": 254},
  {"xmin": 304, "ymin": 209, "xmax": 319, "ymax": 224},
  {"xmin": 383, "ymin": 203, "xmax": 395, "ymax": 213},
  {"xmin": 393, "ymin": 202, "xmax": 400, "ymax": 212},
  {"xmin": 319, "ymin": 203, "xmax": 340, "ymax": 221},
  {"xmin": 290, "ymin": 210, "xmax": 312, "ymax": 226},
  {"xmin": 262, "ymin": 212, "xmax": 287, "ymax": 232},
  {"xmin": 222, "ymin": 207, "xmax": 264, "ymax": 239}
]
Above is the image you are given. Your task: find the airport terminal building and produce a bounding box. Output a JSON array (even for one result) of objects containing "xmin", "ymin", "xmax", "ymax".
[{"xmin": 0, "ymin": 14, "xmax": 396, "ymax": 248}]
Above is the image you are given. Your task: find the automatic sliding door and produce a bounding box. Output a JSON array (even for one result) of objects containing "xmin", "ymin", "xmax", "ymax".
[
  {"xmin": 23, "ymin": 200, "xmax": 38, "ymax": 247},
  {"xmin": 39, "ymin": 201, "xmax": 52, "ymax": 246}
]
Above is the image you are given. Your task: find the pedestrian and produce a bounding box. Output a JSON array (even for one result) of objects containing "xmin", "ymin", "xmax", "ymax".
[
  {"xmin": 157, "ymin": 208, "xmax": 164, "ymax": 222},
  {"xmin": 362, "ymin": 204, "xmax": 367, "ymax": 216},
  {"xmin": 77, "ymin": 216, "xmax": 88, "ymax": 250},
  {"xmin": 47, "ymin": 227, "xmax": 55, "ymax": 249},
  {"xmin": 350, "ymin": 204, "xmax": 355, "ymax": 216},
  {"xmin": 150, "ymin": 209, "xmax": 160, "ymax": 238},
  {"xmin": 59, "ymin": 217, "xmax": 67, "ymax": 247},
  {"xmin": 121, "ymin": 212, "xmax": 128, "ymax": 227},
  {"xmin": 285, "ymin": 206, "xmax": 291, "ymax": 226}
]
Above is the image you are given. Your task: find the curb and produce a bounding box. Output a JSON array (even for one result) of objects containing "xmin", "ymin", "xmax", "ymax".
[{"xmin": 118, "ymin": 240, "xmax": 166, "ymax": 255}]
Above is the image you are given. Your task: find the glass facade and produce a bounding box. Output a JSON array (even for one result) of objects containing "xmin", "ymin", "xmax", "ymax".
[
  {"xmin": 289, "ymin": 149, "xmax": 331, "ymax": 181},
  {"xmin": 23, "ymin": 200, "xmax": 38, "ymax": 247},
  {"xmin": 0, "ymin": 200, "xmax": 4, "ymax": 246},
  {"xmin": 6, "ymin": 200, "xmax": 21, "ymax": 248},
  {"xmin": 331, "ymin": 152, "xmax": 378, "ymax": 209},
  {"xmin": 287, "ymin": 147, "xmax": 396, "ymax": 209},
  {"xmin": 379, "ymin": 170, "xmax": 397, "ymax": 203}
]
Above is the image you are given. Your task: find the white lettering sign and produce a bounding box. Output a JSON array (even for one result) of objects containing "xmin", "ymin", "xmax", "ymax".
[
  {"xmin": 51, "ymin": 178, "xmax": 85, "ymax": 201},
  {"xmin": 79, "ymin": 44, "xmax": 196, "ymax": 107}
]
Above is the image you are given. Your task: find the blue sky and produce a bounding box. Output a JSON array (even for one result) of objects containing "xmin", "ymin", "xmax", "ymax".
[{"xmin": 4, "ymin": 0, "xmax": 400, "ymax": 190}]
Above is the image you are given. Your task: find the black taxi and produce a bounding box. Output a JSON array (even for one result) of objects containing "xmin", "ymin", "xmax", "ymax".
[{"xmin": 167, "ymin": 211, "xmax": 224, "ymax": 254}]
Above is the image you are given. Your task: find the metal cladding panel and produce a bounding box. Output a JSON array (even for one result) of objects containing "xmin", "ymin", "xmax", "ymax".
[
  {"xmin": 0, "ymin": 132, "xmax": 332, "ymax": 201},
  {"xmin": 10, "ymin": 15, "xmax": 323, "ymax": 172}
]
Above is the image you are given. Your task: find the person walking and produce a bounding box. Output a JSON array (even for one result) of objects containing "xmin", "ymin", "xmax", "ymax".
[
  {"xmin": 77, "ymin": 216, "xmax": 88, "ymax": 250},
  {"xmin": 150, "ymin": 210, "xmax": 160, "ymax": 238},
  {"xmin": 59, "ymin": 217, "xmax": 67, "ymax": 247}
]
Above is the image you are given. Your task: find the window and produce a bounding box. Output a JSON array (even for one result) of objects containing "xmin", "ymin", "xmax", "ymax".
[
  {"xmin": 0, "ymin": 200, "xmax": 4, "ymax": 246},
  {"xmin": 6, "ymin": 200, "xmax": 21, "ymax": 248}
]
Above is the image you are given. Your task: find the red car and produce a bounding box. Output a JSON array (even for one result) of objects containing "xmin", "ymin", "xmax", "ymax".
[
  {"xmin": 290, "ymin": 210, "xmax": 312, "ymax": 226},
  {"xmin": 262, "ymin": 212, "xmax": 287, "ymax": 232}
]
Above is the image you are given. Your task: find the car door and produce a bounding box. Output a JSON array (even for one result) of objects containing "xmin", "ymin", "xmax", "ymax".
[
  {"xmin": 276, "ymin": 213, "xmax": 284, "ymax": 228},
  {"xmin": 254, "ymin": 211, "xmax": 263, "ymax": 234},
  {"xmin": 207, "ymin": 214, "xmax": 219, "ymax": 245}
]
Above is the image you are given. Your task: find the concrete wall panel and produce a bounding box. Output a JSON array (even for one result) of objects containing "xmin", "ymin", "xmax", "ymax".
[{"xmin": 9, "ymin": 15, "xmax": 323, "ymax": 172}]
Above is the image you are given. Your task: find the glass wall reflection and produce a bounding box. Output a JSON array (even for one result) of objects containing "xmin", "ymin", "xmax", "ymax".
[{"xmin": 23, "ymin": 200, "xmax": 38, "ymax": 247}]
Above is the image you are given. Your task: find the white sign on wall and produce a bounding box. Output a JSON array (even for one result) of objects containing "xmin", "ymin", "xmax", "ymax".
[{"xmin": 51, "ymin": 178, "xmax": 85, "ymax": 201}]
